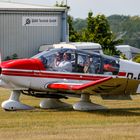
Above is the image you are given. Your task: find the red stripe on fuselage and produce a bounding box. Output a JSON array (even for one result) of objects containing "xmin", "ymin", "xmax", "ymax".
[
  {"xmin": 2, "ymin": 69, "xmax": 108, "ymax": 81},
  {"xmin": 118, "ymin": 72, "xmax": 126, "ymax": 76}
]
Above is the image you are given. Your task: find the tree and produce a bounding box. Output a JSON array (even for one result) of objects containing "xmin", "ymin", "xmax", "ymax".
[
  {"xmin": 87, "ymin": 11, "xmax": 95, "ymax": 33},
  {"xmin": 108, "ymin": 15, "xmax": 140, "ymax": 49},
  {"xmin": 80, "ymin": 11, "xmax": 123, "ymax": 55},
  {"xmin": 67, "ymin": 15, "xmax": 80, "ymax": 41},
  {"xmin": 132, "ymin": 54, "xmax": 140, "ymax": 63},
  {"xmin": 73, "ymin": 18, "xmax": 87, "ymax": 31}
]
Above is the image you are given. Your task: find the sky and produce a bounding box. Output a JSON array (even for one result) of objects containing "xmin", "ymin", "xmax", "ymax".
[{"xmin": 2, "ymin": 0, "xmax": 140, "ymax": 18}]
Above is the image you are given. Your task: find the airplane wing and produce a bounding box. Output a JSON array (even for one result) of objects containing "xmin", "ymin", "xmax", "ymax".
[{"xmin": 47, "ymin": 76, "xmax": 113, "ymax": 94}]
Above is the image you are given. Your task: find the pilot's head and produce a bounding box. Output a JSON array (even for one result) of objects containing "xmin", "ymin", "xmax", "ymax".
[
  {"xmin": 55, "ymin": 52, "xmax": 63, "ymax": 61},
  {"xmin": 63, "ymin": 52, "xmax": 71, "ymax": 61}
]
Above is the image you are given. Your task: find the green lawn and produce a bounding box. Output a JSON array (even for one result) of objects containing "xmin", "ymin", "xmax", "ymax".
[{"xmin": 0, "ymin": 88, "xmax": 140, "ymax": 140}]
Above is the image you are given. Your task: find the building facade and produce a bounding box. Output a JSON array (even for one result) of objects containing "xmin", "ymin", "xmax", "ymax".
[{"xmin": 0, "ymin": 2, "xmax": 68, "ymax": 59}]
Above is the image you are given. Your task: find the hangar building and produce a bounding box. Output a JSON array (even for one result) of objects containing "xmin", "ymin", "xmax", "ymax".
[{"xmin": 0, "ymin": 2, "xmax": 68, "ymax": 60}]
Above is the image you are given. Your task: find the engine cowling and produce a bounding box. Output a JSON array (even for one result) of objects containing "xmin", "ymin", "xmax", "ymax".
[{"xmin": 0, "ymin": 58, "xmax": 45, "ymax": 89}]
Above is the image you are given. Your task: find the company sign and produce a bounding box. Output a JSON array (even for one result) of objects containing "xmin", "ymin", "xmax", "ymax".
[{"xmin": 22, "ymin": 16, "xmax": 58, "ymax": 26}]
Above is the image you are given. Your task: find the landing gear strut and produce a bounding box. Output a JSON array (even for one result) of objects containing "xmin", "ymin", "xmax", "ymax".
[
  {"xmin": 1, "ymin": 90, "xmax": 34, "ymax": 111},
  {"xmin": 73, "ymin": 93, "xmax": 107, "ymax": 111}
]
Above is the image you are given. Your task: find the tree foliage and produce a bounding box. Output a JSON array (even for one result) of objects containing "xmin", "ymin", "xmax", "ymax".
[
  {"xmin": 67, "ymin": 15, "xmax": 80, "ymax": 42},
  {"xmin": 132, "ymin": 54, "xmax": 140, "ymax": 63},
  {"xmin": 79, "ymin": 12, "xmax": 122, "ymax": 55},
  {"xmin": 73, "ymin": 14, "xmax": 140, "ymax": 50},
  {"xmin": 73, "ymin": 18, "xmax": 87, "ymax": 31},
  {"xmin": 108, "ymin": 15, "xmax": 140, "ymax": 49}
]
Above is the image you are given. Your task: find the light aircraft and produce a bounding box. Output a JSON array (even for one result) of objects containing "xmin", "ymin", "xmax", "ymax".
[{"xmin": 0, "ymin": 48, "xmax": 140, "ymax": 111}]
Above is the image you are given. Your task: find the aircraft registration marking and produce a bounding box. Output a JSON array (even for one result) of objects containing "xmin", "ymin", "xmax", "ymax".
[{"xmin": 127, "ymin": 72, "xmax": 140, "ymax": 80}]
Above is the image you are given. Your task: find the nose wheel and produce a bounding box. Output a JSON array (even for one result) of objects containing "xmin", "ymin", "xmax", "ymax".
[{"xmin": 1, "ymin": 90, "xmax": 34, "ymax": 111}]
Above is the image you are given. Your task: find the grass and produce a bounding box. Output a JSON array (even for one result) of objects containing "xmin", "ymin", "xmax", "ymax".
[{"xmin": 0, "ymin": 88, "xmax": 140, "ymax": 140}]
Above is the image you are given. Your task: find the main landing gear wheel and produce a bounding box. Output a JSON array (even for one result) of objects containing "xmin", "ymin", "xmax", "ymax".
[
  {"xmin": 40, "ymin": 98, "xmax": 72, "ymax": 109},
  {"xmin": 73, "ymin": 94, "xmax": 107, "ymax": 111},
  {"xmin": 1, "ymin": 90, "xmax": 34, "ymax": 111}
]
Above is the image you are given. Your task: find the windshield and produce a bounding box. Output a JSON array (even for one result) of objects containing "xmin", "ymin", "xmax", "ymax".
[
  {"xmin": 32, "ymin": 49, "xmax": 58, "ymax": 59},
  {"xmin": 32, "ymin": 48, "xmax": 75, "ymax": 70}
]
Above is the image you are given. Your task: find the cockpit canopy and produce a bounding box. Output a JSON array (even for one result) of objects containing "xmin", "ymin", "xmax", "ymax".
[{"xmin": 32, "ymin": 48, "xmax": 120, "ymax": 75}]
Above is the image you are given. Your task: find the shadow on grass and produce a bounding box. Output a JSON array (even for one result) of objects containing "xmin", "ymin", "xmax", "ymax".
[
  {"xmin": 35, "ymin": 106, "xmax": 74, "ymax": 112},
  {"xmin": 5, "ymin": 106, "xmax": 140, "ymax": 117},
  {"xmin": 28, "ymin": 106, "xmax": 140, "ymax": 116},
  {"xmin": 87, "ymin": 108, "xmax": 140, "ymax": 116}
]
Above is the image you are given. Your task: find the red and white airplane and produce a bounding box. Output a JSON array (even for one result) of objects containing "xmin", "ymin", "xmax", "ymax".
[{"xmin": 0, "ymin": 48, "xmax": 140, "ymax": 111}]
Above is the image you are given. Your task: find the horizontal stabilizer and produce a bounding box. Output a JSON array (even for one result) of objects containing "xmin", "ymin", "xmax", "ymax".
[{"xmin": 101, "ymin": 95, "xmax": 132, "ymax": 100}]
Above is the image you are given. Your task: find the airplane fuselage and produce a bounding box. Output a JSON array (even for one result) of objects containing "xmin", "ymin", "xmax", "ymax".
[{"xmin": 0, "ymin": 58, "xmax": 140, "ymax": 96}]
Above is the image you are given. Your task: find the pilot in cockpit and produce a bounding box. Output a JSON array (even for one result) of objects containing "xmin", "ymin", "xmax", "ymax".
[
  {"xmin": 54, "ymin": 52, "xmax": 63, "ymax": 68},
  {"xmin": 49, "ymin": 52, "xmax": 72, "ymax": 72},
  {"xmin": 48, "ymin": 52, "xmax": 63, "ymax": 71},
  {"xmin": 56, "ymin": 52, "xmax": 72, "ymax": 72},
  {"xmin": 83, "ymin": 57, "xmax": 95, "ymax": 74}
]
